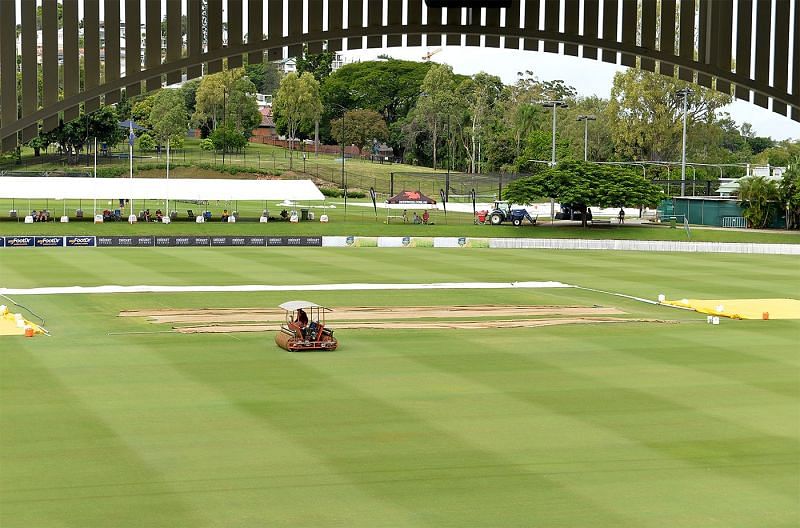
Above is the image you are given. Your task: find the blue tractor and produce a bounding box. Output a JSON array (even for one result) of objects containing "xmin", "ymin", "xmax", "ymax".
[{"xmin": 488, "ymin": 201, "xmax": 537, "ymax": 226}]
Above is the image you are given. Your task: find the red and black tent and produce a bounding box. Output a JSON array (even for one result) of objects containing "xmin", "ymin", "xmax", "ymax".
[{"xmin": 386, "ymin": 190, "xmax": 437, "ymax": 205}]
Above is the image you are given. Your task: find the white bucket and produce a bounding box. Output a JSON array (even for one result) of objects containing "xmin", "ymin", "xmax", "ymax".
[
  {"xmin": 706, "ymin": 315, "xmax": 713, "ymax": 323},
  {"xmin": 657, "ymin": 294, "xmax": 665, "ymax": 302},
  {"xmin": 712, "ymin": 316, "xmax": 720, "ymax": 325}
]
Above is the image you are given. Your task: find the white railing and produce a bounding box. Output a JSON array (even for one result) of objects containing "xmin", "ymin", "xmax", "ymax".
[{"xmin": 722, "ymin": 216, "xmax": 748, "ymax": 228}]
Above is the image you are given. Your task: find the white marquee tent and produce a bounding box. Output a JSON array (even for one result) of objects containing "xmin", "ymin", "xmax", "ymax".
[{"xmin": 0, "ymin": 177, "xmax": 325, "ymax": 202}]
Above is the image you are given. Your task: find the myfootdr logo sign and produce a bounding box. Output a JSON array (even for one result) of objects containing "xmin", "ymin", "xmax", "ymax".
[
  {"xmin": 35, "ymin": 236, "xmax": 65, "ymax": 247},
  {"xmin": 66, "ymin": 236, "xmax": 96, "ymax": 247},
  {"xmin": 5, "ymin": 237, "xmax": 35, "ymax": 247}
]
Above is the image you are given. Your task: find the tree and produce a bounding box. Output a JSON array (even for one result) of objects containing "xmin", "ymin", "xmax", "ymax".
[
  {"xmin": 193, "ymin": 69, "xmax": 261, "ymax": 135},
  {"xmin": 131, "ymin": 94, "xmax": 157, "ymax": 130},
  {"xmin": 137, "ymin": 132, "xmax": 156, "ymax": 153},
  {"xmin": 210, "ymin": 125, "xmax": 248, "ymax": 153},
  {"xmin": 457, "ymin": 73, "xmax": 503, "ymax": 172},
  {"xmin": 738, "ymin": 176, "xmax": 780, "ymax": 229},
  {"xmin": 413, "ymin": 64, "xmax": 458, "ymax": 170},
  {"xmin": 149, "ymin": 89, "xmax": 188, "ymax": 148},
  {"xmin": 273, "ymin": 72, "xmax": 322, "ymax": 169},
  {"xmin": 503, "ymin": 161, "xmax": 664, "ymax": 227},
  {"xmin": 330, "ymin": 109, "xmax": 389, "ymax": 151},
  {"xmin": 778, "ymin": 161, "xmax": 800, "ymax": 230},
  {"xmin": 607, "ymin": 70, "xmax": 732, "ymax": 161},
  {"xmin": 244, "ymin": 61, "xmax": 282, "ymax": 94},
  {"xmin": 45, "ymin": 106, "xmax": 123, "ymax": 164},
  {"xmin": 295, "ymin": 45, "xmax": 336, "ymax": 83}
]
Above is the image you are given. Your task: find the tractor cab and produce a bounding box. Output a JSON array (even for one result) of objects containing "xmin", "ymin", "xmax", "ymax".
[{"xmin": 275, "ymin": 301, "xmax": 338, "ymax": 352}]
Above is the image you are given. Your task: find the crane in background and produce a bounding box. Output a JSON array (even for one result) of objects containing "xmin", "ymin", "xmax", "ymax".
[{"xmin": 422, "ymin": 48, "xmax": 442, "ymax": 61}]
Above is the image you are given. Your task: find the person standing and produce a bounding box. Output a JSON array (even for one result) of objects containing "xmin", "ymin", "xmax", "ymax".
[{"xmin": 618, "ymin": 208, "xmax": 625, "ymax": 224}]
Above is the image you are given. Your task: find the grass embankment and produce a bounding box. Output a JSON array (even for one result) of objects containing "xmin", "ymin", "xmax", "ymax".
[
  {"xmin": 2, "ymin": 138, "xmax": 445, "ymax": 194},
  {"xmin": 1, "ymin": 249, "xmax": 798, "ymax": 527}
]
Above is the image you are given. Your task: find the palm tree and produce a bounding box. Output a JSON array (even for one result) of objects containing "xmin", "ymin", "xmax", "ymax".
[{"xmin": 738, "ymin": 176, "xmax": 779, "ymax": 228}]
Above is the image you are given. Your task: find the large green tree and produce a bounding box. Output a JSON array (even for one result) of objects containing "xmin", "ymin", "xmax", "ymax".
[
  {"xmin": 44, "ymin": 106, "xmax": 124, "ymax": 164},
  {"xmin": 149, "ymin": 89, "xmax": 188, "ymax": 149},
  {"xmin": 503, "ymin": 161, "xmax": 664, "ymax": 226},
  {"xmin": 412, "ymin": 64, "xmax": 459, "ymax": 170},
  {"xmin": 273, "ymin": 72, "xmax": 323, "ymax": 169},
  {"xmin": 607, "ymin": 70, "xmax": 732, "ymax": 161},
  {"xmin": 193, "ymin": 69, "xmax": 260, "ymax": 135},
  {"xmin": 330, "ymin": 109, "xmax": 389, "ymax": 151}
]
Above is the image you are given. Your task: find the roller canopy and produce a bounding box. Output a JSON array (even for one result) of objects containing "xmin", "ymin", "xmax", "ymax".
[{"xmin": 0, "ymin": 177, "xmax": 325, "ymax": 201}]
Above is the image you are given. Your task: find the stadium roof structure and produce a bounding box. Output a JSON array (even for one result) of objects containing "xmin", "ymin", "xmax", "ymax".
[{"xmin": 0, "ymin": 177, "xmax": 325, "ymax": 202}]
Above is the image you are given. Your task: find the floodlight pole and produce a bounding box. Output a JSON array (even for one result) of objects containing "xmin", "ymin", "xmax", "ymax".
[
  {"xmin": 166, "ymin": 137, "xmax": 170, "ymax": 216},
  {"xmin": 676, "ymin": 88, "xmax": 693, "ymax": 196},
  {"xmin": 577, "ymin": 114, "xmax": 596, "ymax": 162},
  {"xmin": 540, "ymin": 101, "xmax": 567, "ymax": 222},
  {"xmin": 93, "ymin": 137, "xmax": 97, "ymax": 217},
  {"xmin": 129, "ymin": 120, "xmax": 134, "ymax": 217}
]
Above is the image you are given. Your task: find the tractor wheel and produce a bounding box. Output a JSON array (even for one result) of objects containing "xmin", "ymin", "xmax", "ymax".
[
  {"xmin": 490, "ymin": 213, "xmax": 503, "ymax": 225},
  {"xmin": 512, "ymin": 218, "xmax": 522, "ymax": 226}
]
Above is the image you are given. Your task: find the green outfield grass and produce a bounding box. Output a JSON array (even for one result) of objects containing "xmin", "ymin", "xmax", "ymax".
[
  {"xmin": 2, "ymin": 199, "xmax": 800, "ymax": 243},
  {"xmin": 1, "ymin": 248, "xmax": 798, "ymax": 527}
]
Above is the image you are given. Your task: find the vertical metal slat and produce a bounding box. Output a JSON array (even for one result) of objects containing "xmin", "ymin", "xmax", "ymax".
[
  {"xmin": 770, "ymin": 0, "xmax": 790, "ymax": 115},
  {"xmin": 207, "ymin": 0, "xmax": 223, "ymax": 73},
  {"xmin": 387, "ymin": 0, "xmax": 403, "ymax": 47},
  {"xmin": 268, "ymin": 0, "xmax": 283, "ymax": 61},
  {"xmin": 407, "ymin": 0, "xmax": 423, "ymax": 47},
  {"xmin": 42, "ymin": 0, "xmax": 60, "ymax": 131},
  {"xmin": 696, "ymin": 0, "xmax": 712, "ymax": 87},
  {"xmin": 426, "ymin": 5, "xmax": 443, "ymax": 47},
  {"xmin": 307, "ymin": 0, "xmax": 324, "ymax": 54},
  {"xmin": 562, "ymin": 0, "xmax": 579, "ymax": 56},
  {"xmin": 126, "ymin": 0, "xmax": 142, "ymax": 97},
  {"xmin": 367, "ymin": 0, "xmax": 384, "ymax": 49},
  {"xmin": 793, "ymin": 0, "xmax": 799, "ymax": 122},
  {"xmin": 504, "ymin": 0, "xmax": 522, "ymax": 50},
  {"xmin": 485, "ymin": 7, "xmax": 501, "ymax": 48},
  {"xmin": 104, "ymin": 0, "xmax": 121, "ymax": 103},
  {"xmin": 640, "ymin": 0, "xmax": 656, "ymax": 71},
  {"xmin": 20, "ymin": 0, "xmax": 38, "ymax": 142},
  {"xmin": 582, "ymin": 0, "xmax": 599, "ymax": 59},
  {"xmin": 523, "ymin": 0, "xmax": 540, "ymax": 51},
  {"xmin": 678, "ymin": 0, "xmax": 695, "ymax": 81},
  {"xmin": 0, "ymin": 0, "xmax": 17, "ymax": 149},
  {"xmin": 543, "ymin": 0, "xmax": 559, "ymax": 53},
  {"xmin": 734, "ymin": 0, "xmax": 752, "ymax": 100},
  {"xmin": 62, "ymin": 0, "xmax": 80, "ymax": 123},
  {"xmin": 288, "ymin": 0, "xmax": 304, "ymax": 57},
  {"xmin": 145, "ymin": 0, "xmax": 162, "ymax": 92},
  {"xmin": 248, "ymin": 0, "xmax": 264, "ymax": 64},
  {"xmin": 166, "ymin": 0, "xmax": 182, "ymax": 84},
  {"xmin": 228, "ymin": 0, "xmax": 244, "ymax": 68},
  {"xmin": 328, "ymin": 0, "xmax": 344, "ymax": 51},
  {"xmin": 348, "ymin": 0, "xmax": 364, "ymax": 50},
  {"xmin": 752, "ymin": 0, "xmax": 771, "ymax": 108},
  {"xmin": 620, "ymin": 0, "xmax": 636, "ymax": 67},
  {"xmin": 658, "ymin": 0, "xmax": 676, "ymax": 76},
  {"xmin": 601, "ymin": 0, "xmax": 617, "ymax": 63},
  {"xmin": 710, "ymin": 0, "xmax": 733, "ymax": 95}
]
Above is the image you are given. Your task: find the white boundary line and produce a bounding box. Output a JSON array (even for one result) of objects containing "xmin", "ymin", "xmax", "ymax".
[{"xmin": 0, "ymin": 281, "xmax": 573, "ymax": 296}]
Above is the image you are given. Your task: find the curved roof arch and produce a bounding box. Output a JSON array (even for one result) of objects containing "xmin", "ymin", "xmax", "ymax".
[{"xmin": 0, "ymin": 0, "xmax": 796, "ymax": 149}]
